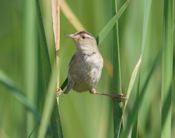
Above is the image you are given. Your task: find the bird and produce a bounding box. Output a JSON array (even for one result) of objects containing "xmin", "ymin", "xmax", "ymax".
[{"xmin": 57, "ymin": 31, "xmax": 126, "ymax": 101}]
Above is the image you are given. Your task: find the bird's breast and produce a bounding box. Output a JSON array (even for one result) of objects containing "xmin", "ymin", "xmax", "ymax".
[
  {"xmin": 81, "ymin": 52, "xmax": 103, "ymax": 74},
  {"xmin": 69, "ymin": 52, "xmax": 103, "ymax": 92}
]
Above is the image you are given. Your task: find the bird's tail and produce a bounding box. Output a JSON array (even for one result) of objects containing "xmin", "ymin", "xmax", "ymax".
[
  {"xmin": 60, "ymin": 78, "xmax": 72, "ymax": 94},
  {"xmin": 60, "ymin": 78, "xmax": 68, "ymax": 90}
]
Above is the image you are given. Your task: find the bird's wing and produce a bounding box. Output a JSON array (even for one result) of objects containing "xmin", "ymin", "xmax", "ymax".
[
  {"xmin": 69, "ymin": 54, "xmax": 77, "ymax": 69},
  {"xmin": 61, "ymin": 54, "xmax": 77, "ymax": 93},
  {"xmin": 60, "ymin": 54, "xmax": 76, "ymax": 92}
]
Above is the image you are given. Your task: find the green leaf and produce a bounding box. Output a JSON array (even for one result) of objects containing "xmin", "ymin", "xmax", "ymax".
[
  {"xmin": 38, "ymin": 65, "xmax": 63, "ymax": 138},
  {"xmin": 0, "ymin": 71, "xmax": 40, "ymax": 121},
  {"xmin": 23, "ymin": 0, "xmax": 38, "ymax": 135},
  {"xmin": 36, "ymin": 1, "xmax": 63, "ymax": 137},
  {"xmin": 112, "ymin": 0, "xmax": 123, "ymax": 138},
  {"xmin": 122, "ymin": 50, "xmax": 162, "ymax": 137},
  {"xmin": 161, "ymin": 0, "xmax": 174, "ymax": 137},
  {"xmin": 96, "ymin": 0, "xmax": 130, "ymax": 45}
]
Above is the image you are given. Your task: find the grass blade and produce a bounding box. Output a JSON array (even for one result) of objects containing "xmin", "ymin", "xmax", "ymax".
[
  {"xmin": 51, "ymin": 0, "xmax": 63, "ymax": 137},
  {"xmin": 161, "ymin": 0, "xmax": 174, "ymax": 137},
  {"xmin": 122, "ymin": 50, "xmax": 162, "ymax": 137},
  {"xmin": 97, "ymin": 0, "xmax": 130, "ymax": 45},
  {"xmin": 23, "ymin": 0, "xmax": 38, "ymax": 135},
  {"xmin": 123, "ymin": 58, "xmax": 142, "ymax": 111},
  {"xmin": 38, "ymin": 65, "xmax": 62, "ymax": 138},
  {"xmin": 111, "ymin": 0, "xmax": 123, "ymax": 137},
  {"xmin": 122, "ymin": 0, "xmax": 152, "ymax": 136},
  {"xmin": 0, "ymin": 71, "xmax": 40, "ymax": 121},
  {"xmin": 36, "ymin": 0, "xmax": 63, "ymax": 137},
  {"xmin": 61, "ymin": 0, "xmax": 86, "ymax": 31}
]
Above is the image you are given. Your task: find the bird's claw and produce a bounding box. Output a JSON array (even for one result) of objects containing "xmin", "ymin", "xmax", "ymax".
[
  {"xmin": 112, "ymin": 93, "xmax": 127, "ymax": 102},
  {"xmin": 56, "ymin": 88, "xmax": 63, "ymax": 97}
]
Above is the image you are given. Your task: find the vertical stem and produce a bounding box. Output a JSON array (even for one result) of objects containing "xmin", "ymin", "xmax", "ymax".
[
  {"xmin": 52, "ymin": 0, "xmax": 60, "ymax": 51},
  {"xmin": 24, "ymin": 0, "xmax": 37, "ymax": 136},
  {"xmin": 112, "ymin": 0, "xmax": 123, "ymax": 137},
  {"xmin": 161, "ymin": 0, "xmax": 174, "ymax": 137},
  {"xmin": 113, "ymin": 0, "xmax": 122, "ymax": 92},
  {"xmin": 51, "ymin": 1, "xmax": 63, "ymax": 138},
  {"xmin": 37, "ymin": 0, "xmax": 63, "ymax": 137},
  {"xmin": 52, "ymin": 0, "xmax": 61, "ymax": 101}
]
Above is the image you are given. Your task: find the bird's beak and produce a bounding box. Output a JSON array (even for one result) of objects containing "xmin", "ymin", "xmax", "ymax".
[{"xmin": 66, "ymin": 34, "xmax": 76, "ymax": 39}]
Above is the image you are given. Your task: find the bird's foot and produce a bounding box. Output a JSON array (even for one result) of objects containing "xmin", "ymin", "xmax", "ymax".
[
  {"xmin": 56, "ymin": 88, "xmax": 63, "ymax": 97},
  {"xmin": 111, "ymin": 93, "xmax": 127, "ymax": 102},
  {"xmin": 89, "ymin": 88, "xmax": 127, "ymax": 102}
]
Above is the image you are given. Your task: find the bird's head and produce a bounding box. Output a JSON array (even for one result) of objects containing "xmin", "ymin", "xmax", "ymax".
[{"xmin": 67, "ymin": 31, "xmax": 98, "ymax": 53}]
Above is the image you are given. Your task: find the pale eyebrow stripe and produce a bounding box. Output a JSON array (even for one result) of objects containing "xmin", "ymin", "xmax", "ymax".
[{"xmin": 83, "ymin": 33, "xmax": 92, "ymax": 38}]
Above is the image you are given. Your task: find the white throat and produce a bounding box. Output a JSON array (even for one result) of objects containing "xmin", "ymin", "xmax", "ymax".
[{"xmin": 77, "ymin": 44, "xmax": 98, "ymax": 55}]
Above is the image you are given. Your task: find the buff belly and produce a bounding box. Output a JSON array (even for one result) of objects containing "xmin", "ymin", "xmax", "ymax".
[{"xmin": 69, "ymin": 53, "xmax": 103, "ymax": 92}]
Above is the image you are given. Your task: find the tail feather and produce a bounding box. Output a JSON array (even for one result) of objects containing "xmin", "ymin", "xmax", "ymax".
[
  {"xmin": 61, "ymin": 78, "xmax": 73, "ymax": 94},
  {"xmin": 60, "ymin": 78, "xmax": 68, "ymax": 90}
]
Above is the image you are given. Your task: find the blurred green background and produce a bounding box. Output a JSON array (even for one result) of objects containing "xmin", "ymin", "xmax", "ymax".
[{"xmin": 0, "ymin": 0, "xmax": 174, "ymax": 138}]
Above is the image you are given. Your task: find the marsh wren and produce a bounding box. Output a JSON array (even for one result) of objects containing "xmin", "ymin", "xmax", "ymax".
[{"xmin": 58, "ymin": 31, "xmax": 126, "ymax": 101}]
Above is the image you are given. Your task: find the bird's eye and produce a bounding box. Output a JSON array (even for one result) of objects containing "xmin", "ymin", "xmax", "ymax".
[{"xmin": 82, "ymin": 36, "xmax": 85, "ymax": 39}]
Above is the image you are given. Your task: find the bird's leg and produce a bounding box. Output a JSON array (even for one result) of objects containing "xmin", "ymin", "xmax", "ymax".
[
  {"xmin": 56, "ymin": 80, "xmax": 73, "ymax": 96},
  {"xmin": 89, "ymin": 88, "xmax": 127, "ymax": 102},
  {"xmin": 56, "ymin": 88, "xmax": 63, "ymax": 97}
]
